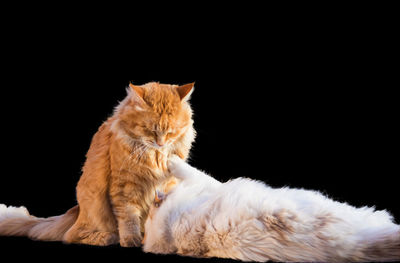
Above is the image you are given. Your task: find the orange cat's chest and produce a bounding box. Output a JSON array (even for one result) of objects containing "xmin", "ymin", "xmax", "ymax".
[{"xmin": 109, "ymin": 138, "xmax": 169, "ymax": 178}]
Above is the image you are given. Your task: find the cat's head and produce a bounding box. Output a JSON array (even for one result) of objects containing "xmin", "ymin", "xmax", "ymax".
[{"xmin": 114, "ymin": 82, "xmax": 195, "ymax": 151}]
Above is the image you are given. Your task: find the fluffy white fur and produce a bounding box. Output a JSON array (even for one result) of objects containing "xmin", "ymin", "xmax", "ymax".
[
  {"xmin": 0, "ymin": 204, "xmax": 30, "ymax": 221},
  {"xmin": 143, "ymin": 157, "xmax": 400, "ymax": 262}
]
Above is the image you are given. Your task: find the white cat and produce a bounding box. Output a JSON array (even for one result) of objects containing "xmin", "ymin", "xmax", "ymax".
[{"xmin": 142, "ymin": 156, "xmax": 400, "ymax": 262}]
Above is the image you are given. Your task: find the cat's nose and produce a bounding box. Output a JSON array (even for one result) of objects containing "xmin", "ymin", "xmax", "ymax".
[{"xmin": 156, "ymin": 137, "xmax": 165, "ymax": 147}]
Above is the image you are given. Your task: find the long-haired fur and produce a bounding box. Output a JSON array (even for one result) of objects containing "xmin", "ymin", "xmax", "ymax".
[
  {"xmin": 143, "ymin": 156, "xmax": 400, "ymax": 262},
  {"xmin": 0, "ymin": 82, "xmax": 196, "ymax": 247}
]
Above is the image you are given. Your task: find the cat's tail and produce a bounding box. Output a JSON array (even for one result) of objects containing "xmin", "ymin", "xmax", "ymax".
[
  {"xmin": 0, "ymin": 204, "xmax": 79, "ymax": 241},
  {"xmin": 358, "ymin": 228, "xmax": 400, "ymax": 262}
]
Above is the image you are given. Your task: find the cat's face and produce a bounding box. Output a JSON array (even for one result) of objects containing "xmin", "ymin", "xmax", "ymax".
[{"xmin": 117, "ymin": 82, "xmax": 194, "ymax": 150}]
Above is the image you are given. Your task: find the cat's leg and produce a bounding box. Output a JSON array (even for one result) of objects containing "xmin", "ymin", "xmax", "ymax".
[
  {"xmin": 64, "ymin": 221, "xmax": 118, "ymax": 246},
  {"xmin": 109, "ymin": 169, "xmax": 144, "ymax": 247},
  {"xmin": 168, "ymin": 155, "xmax": 221, "ymax": 185},
  {"xmin": 63, "ymin": 215, "xmax": 119, "ymax": 246},
  {"xmin": 63, "ymin": 192, "xmax": 119, "ymax": 246},
  {"xmin": 112, "ymin": 203, "xmax": 142, "ymax": 247}
]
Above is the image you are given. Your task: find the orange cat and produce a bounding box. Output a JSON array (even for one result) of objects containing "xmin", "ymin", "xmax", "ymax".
[{"xmin": 0, "ymin": 82, "xmax": 196, "ymax": 247}]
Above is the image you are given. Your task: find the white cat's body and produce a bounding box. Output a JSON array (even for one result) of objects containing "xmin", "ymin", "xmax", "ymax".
[{"xmin": 143, "ymin": 157, "xmax": 400, "ymax": 262}]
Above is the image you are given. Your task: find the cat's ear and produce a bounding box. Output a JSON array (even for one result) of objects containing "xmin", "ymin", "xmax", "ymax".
[
  {"xmin": 176, "ymin": 82, "xmax": 195, "ymax": 101},
  {"xmin": 129, "ymin": 83, "xmax": 146, "ymax": 102}
]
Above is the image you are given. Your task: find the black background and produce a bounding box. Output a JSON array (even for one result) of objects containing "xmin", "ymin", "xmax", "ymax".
[{"xmin": 0, "ymin": 6, "xmax": 398, "ymax": 263}]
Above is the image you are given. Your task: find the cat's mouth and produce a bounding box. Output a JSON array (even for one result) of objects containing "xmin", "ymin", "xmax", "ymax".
[
  {"xmin": 143, "ymin": 140, "xmax": 169, "ymax": 151},
  {"xmin": 152, "ymin": 143, "xmax": 164, "ymax": 149}
]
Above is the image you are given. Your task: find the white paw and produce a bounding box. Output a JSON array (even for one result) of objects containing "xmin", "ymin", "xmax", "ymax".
[{"xmin": 167, "ymin": 154, "xmax": 184, "ymax": 174}]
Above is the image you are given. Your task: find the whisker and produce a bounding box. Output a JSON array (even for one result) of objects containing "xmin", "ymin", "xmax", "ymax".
[{"xmin": 119, "ymin": 143, "xmax": 147, "ymax": 176}]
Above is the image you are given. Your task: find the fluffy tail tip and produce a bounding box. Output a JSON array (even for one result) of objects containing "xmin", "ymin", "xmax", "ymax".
[{"xmin": 0, "ymin": 204, "xmax": 30, "ymax": 221}]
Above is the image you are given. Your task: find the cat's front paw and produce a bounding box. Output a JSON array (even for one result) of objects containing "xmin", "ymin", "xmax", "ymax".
[
  {"xmin": 167, "ymin": 154, "xmax": 183, "ymax": 174},
  {"xmin": 119, "ymin": 233, "xmax": 141, "ymax": 248}
]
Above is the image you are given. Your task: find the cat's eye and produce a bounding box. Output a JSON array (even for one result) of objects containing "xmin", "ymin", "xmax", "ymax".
[
  {"xmin": 154, "ymin": 189, "xmax": 164, "ymax": 207},
  {"xmin": 146, "ymin": 128, "xmax": 157, "ymax": 136}
]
